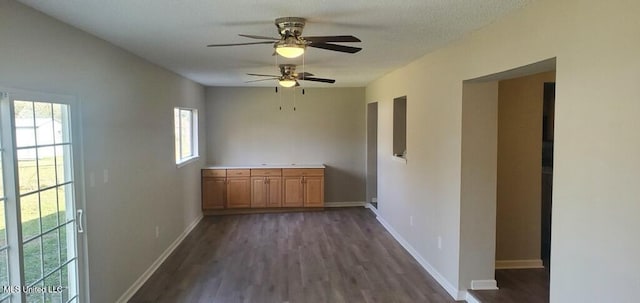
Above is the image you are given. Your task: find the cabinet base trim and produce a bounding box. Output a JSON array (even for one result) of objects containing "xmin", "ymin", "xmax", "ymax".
[
  {"xmin": 324, "ymin": 201, "xmax": 366, "ymax": 207},
  {"xmin": 203, "ymin": 207, "xmax": 324, "ymax": 216}
]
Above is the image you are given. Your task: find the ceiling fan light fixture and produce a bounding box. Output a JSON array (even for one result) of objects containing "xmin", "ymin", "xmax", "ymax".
[
  {"xmin": 278, "ymin": 79, "xmax": 297, "ymax": 87},
  {"xmin": 275, "ymin": 40, "xmax": 305, "ymax": 58}
]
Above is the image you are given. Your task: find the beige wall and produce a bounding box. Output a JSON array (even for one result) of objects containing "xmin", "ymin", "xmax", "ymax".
[
  {"xmin": 496, "ymin": 71, "xmax": 556, "ymax": 261},
  {"xmin": 0, "ymin": 2, "xmax": 206, "ymax": 302},
  {"xmin": 205, "ymin": 87, "xmax": 366, "ymax": 203},
  {"xmin": 366, "ymin": 0, "xmax": 640, "ymax": 301},
  {"xmin": 460, "ymin": 81, "xmax": 498, "ymax": 290}
]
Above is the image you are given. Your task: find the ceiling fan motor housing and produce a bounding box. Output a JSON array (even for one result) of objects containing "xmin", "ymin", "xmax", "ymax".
[{"xmin": 275, "ymin": 17, "xmax": 306, "ymax": 38}]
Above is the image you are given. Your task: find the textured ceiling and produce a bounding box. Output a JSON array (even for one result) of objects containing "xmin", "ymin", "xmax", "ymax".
[{"xmin": 19, "ymin": 0, "xmax": 532, "ymax": 87}]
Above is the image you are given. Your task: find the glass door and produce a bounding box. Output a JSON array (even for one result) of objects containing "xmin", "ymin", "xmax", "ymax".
[{"xmin": 0, "ymin": 90, "xmax": 85, "ymax": 303}]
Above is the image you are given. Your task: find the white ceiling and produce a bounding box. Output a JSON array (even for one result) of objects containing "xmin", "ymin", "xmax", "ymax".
[{"xmin": 19, "ymin": 0, "xmax": 532, "ymax": 87}]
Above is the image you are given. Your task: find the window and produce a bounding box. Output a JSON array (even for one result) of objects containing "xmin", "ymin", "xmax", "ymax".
[
  {"xmin": 393, "ymin": 96, "xmax": 407, "ymax": 159},
  {"xmin": 174, "ymin": 107, "xmax": 198, "ymax": 165}
]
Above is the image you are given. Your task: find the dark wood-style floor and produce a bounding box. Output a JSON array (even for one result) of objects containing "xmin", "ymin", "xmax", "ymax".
[
  {"xmin": 468, "ymin": 269, "xmax": 549, "ymax": 303},
  {"xmin": 130, "ymin": 208, "xmax": 459, "ymax": 303}
]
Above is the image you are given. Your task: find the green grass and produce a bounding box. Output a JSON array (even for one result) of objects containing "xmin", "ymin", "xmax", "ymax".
[{"xmin": 0, "ymin": 156, "xmax": 72, "ymax": 302}]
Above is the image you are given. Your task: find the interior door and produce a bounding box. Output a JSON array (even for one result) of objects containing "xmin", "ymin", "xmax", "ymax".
[{"xmin": 0, "ymin": 89, "xmax": 86, "ymax": 302}]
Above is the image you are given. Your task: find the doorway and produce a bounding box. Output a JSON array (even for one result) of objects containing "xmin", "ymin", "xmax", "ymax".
[
  {"xmin": 366, "ymin": 102, "xmax": 378, "ymax": 208},
  {"xmin": 460, "ymin": 58, "xmax": 557, "ymax": 303},
  {"xmin": 541, "ymin": 82, "xmax": 555, "ymax": 272},
  {"xmin": 0, "ymin": 89, "xmax": 86, "ymax": 302}
]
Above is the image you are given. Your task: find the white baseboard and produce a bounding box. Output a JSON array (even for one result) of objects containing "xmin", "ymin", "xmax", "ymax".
[
  {"xmin": 465, "ymin": 292, "xmax": 482, "ymax": 303},
  {"xmin": 495, "ymin": 259, "xmax": 544, "ymax": 269},
  {"xmin": 324, "ymin": 201, "xmax": 366, "ymax": 207},
  {"xmin": 471, "ymin": 279, "xmax": 498, "ymax": 290},
  {"xmin": 375, "ymin": 216, "xmax": 466, "ymax": 301},
  {"xmin": 115, "ymin": 214, "xmax": 204, "ymax": 303},
  {"xmin": 364, "ymin": 203, "xmax": 380, "ymax": 216}
]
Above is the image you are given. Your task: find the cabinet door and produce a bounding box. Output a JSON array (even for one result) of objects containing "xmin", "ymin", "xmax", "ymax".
[
  {"xmin": 282, "ymin": 176, "xmax": 304, "ymax": 207},
  {"xmin": 202, "ymin": 177, "xmax": 226, "ymax": 209},
  {"xmin": 251, "ymin": 176, "xmax": 267, "ymax": 208},
  {"xmin": 304, "ymin": 176, "xmax": 324, "ymax": 207},
  {"xmin": 227, "ymin": 177, "xmax": 251, "ymax": 208},
  {"xmin": 267, "ymin": 177, "xmax": 282, "ymax": 207}
]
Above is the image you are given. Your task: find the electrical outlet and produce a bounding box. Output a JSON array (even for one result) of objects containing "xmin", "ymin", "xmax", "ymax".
[
  {"xmin": 410, "ymin": 216, "xmax": 414, "ymax": 226},
  {"xmin": 155, "ymin": 226, "xmax": 160, "ymax": 238},
  {"xmin": 437, "ymin": 236, "xmax": 442, "ymax": 249}
]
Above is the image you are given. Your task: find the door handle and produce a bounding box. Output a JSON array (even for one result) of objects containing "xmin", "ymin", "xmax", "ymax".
[{"xmin": 77, "ymin": 209, "xmax": 84, "ymax": 233}]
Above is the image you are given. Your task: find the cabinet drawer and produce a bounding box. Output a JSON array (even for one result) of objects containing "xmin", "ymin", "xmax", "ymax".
[
  {"xmin": 202, "ymin": 169, "xmax": 226, "ymax": 177},
  {"xmin": 282, "ymin": 168, "xmax": 324, "ymax": 177},
  {"xmin": 251, "ymin": 169, "xmax": 282, "ymax": 176},
  {"xmin": 227, "ymin": 169, "xmax": 250, "ymax": 177}
]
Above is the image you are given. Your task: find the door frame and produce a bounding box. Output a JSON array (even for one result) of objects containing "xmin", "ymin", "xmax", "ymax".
[
  {"xmin": 0, "ymin": 86, "xmax": 90, "ymax": 302},
  {"xmin": 366, "ymin": 102, "xmax": 378, "ymax": 208}
]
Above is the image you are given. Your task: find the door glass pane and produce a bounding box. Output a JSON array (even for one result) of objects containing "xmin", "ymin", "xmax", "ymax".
[
  {"xmin": 59, "ymin": 223, "xmax": 69, "ymax": 263},
  {"xmin": 0, "ymin": 158, "xmax": 4, "ymax": 197},
  {"xmin": 26, "ymin": 280, "xmax": 45, "ymax": 303},
  {"xmin": 21, "ymin": 193, "xmax": 41, "ymax": 240},
  {"xmin": 55, "ymin": 144, "xmax": 72, "ymax": 185},
  {"xmin": 34, "ymin": 102, "xmax": 54, "ymax": 145},
  {"xmin": 42, "ymin": 229, "xmax": 60, "ymax": 275},
  {"xmin": 52, "ymin": 103, "xmax": 70, "ymax": 145},
  {"xmin": 15, "ymin": 100, "xmax": 36, "ymax": 148},
  {"xmin": 0, "ymin": 249, "xmax": 8, "ymax": 287},
  {"xmin": 23, "ymin": 237, "xmax": 43, "ymax": 285},
  {"xmin": 40, "ymin": 188, "xmax": 59, "ymax": 232},
  {"xmin": 18, "ymin": 148, "xmax": 38, "ymax": 195},
  {"xmin": 45, "ymin": 271, "xmax": 63, "ymax": 303},
  {"xmin": 57, "ymin": 184, "xmax": 73, "ymax": 224},
  {"xmin": 0, "ymin": 202, "xmax": 6, "ymax": 247},
  {"xmin": 38, "ymin": 146, "xmax": 56, "ymax": 189}
]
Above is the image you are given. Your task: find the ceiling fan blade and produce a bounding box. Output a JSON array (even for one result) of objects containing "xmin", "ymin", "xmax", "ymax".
[
  {"xmin": 308, "ymin": 43, "xmax": 362, "ymax": 54},
  {"xmin": 207, "ymin": 41, "xmax": 275, "ymax": 47},
  {"xmin": 245, "ymin": 78, "xmax": 278, "ymax": 83},
  {"xmin": 304, "ymin": 35, "xmax": 361, "ymax": 43},
  {"xmin": 247, "ymin": 73, "xmax": 280, "ymax": 77},
  {"xmin": 297, "ymin": 72, "xmax": 315, "ymax": 79},
  {"xmin": 300, "ymin": 77, "xmax": 336, "ymax": 84},
  {"xmin": 239, "ymin": 34, "xmax": 281, "ymax": 40}
]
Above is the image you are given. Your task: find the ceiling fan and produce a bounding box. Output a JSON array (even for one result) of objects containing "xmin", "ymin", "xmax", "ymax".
[
  {"xmin": 247, "ymin": 64, "xmax": 335, "ymax": 87},
  {"xmin": 207, "ymin": 17, "xmax": 362, "ymax": 58}
]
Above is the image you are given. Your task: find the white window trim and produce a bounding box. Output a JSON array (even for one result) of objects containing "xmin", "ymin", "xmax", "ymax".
[{"xmin": 174, "ymin": 107, "xmax": 199, "ymax": 167}]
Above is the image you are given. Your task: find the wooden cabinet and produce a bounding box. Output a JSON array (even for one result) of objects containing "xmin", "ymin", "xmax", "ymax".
[
  {"xmin": 202, "ymin": 177, "xmax": 226, "ymax": 209},
  {"xmin": 282, "ymin": 169, "xmax": 324, "ymax": 208},
  {"xmin": 203, "ymin": 167, "xmax": 323, "ymax": 211},
  {"xmin": 202, "ymin": 169, "xmax": 226, "ymax": 210},
  {"xmin": 226, "ymin": 169, "xmax": 251, "ymax": 208},
  {"xmin": 251, "ymin": 169, "xmax": 282, "ymax": 208},
  {"xmin": 282, "ymin": 176, "xmax": 304, "ymax": 207},
  {"xmin": 202, "ymin": 169, "xmax": 251, "ymax": 210},
  {"xmin": 304, "ymin": 176, "xmax": 324, "ymax": 207}
]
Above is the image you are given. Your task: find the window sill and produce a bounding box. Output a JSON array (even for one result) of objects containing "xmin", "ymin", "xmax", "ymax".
[
  {"xmin": 176, "ymin": 155, "xmax": 200, "ymax": 168},
  {"xmin": 391, "ymin": 155, "xmax": 407, "ymax": 164}
]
